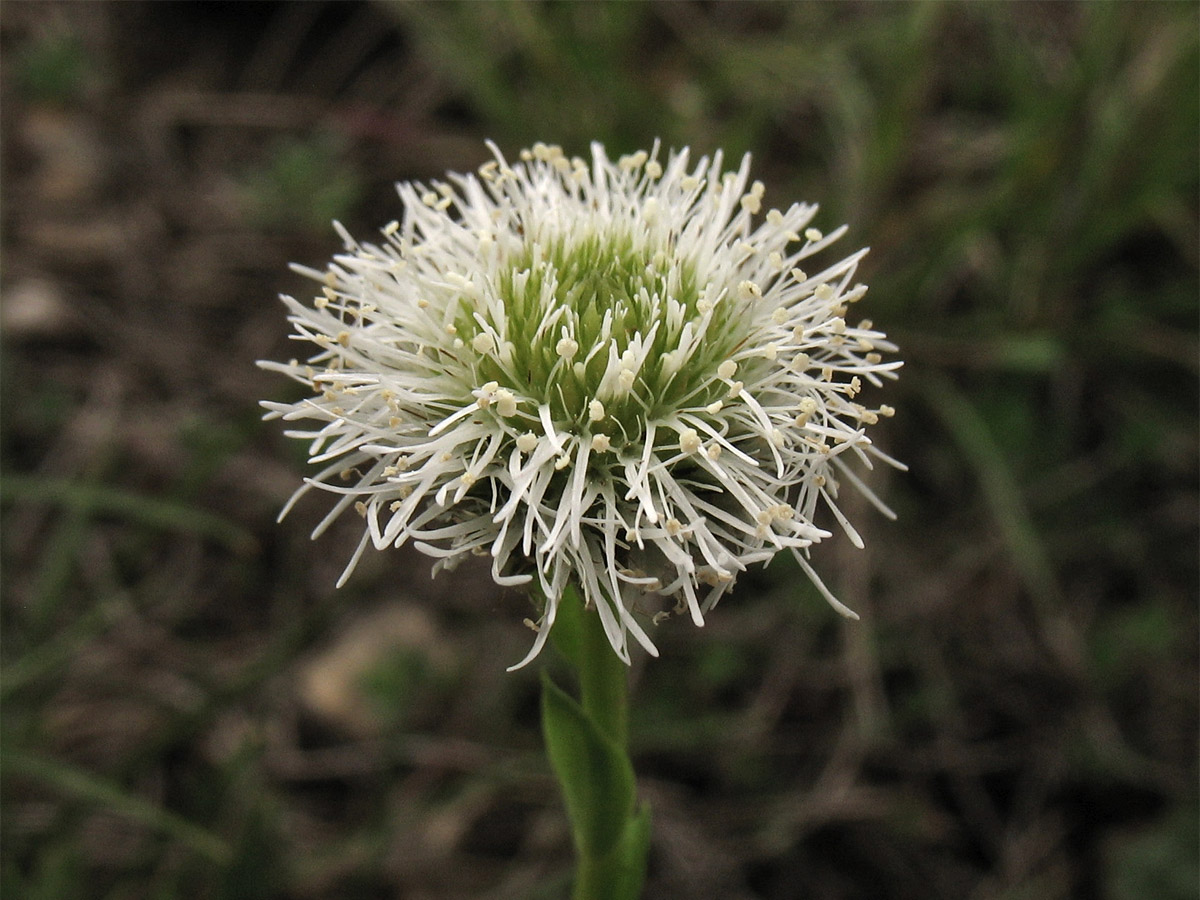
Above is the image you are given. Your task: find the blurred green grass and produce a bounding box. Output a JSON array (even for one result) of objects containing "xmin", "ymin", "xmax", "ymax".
[{"xmin": 2, "ymin": 1, "xmax": 1196, "ymax": 898}]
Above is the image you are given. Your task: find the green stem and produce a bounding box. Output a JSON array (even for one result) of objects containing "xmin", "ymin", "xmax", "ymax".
[
  {"xmin": 576, "ymin": 591, "xmax": 628, "ymax": 751},
  {"xmin": 541, "ymin": 584, "xmax": 649, "ymax": 900}
]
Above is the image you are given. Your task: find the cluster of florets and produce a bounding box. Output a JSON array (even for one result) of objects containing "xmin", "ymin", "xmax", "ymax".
[{"xmin": 261, "ymin": 141, "xmax": 902, "ymax": 667}]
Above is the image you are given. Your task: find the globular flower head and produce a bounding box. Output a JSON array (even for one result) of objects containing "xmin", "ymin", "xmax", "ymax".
[{"xmin": 260, "ymin": 141, "xmax": 902, "ymax": 668}]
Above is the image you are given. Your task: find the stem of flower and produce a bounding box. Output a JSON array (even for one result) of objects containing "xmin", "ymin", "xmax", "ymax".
[
  {"xmin": 577, "ymin": 591, "xmax": 628, "ymax": 751},
  {"xmin": 542, "ymin": 584, "xmax": 650, "ymax": 900}
]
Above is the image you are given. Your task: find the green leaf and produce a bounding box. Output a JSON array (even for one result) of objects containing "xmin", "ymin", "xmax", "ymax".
[
  {"xmin": 540, "ymin": 671, "xmax": 635, "ymax": 861},
  {"xmin": 609, "ymin": 803, "xmax": 653, "ymax": 900},
  {"xmin": 549, "ymin": 582, "xmax": 586, "ymax": 672}
]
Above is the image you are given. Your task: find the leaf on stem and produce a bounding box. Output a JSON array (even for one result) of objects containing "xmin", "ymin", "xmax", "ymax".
[{"xmin": 540, "ymin": 670, "xmax": 635, "ymax": 860}]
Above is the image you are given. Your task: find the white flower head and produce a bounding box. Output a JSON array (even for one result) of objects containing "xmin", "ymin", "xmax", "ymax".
[{"xmin": 260, "ymin": 140, "xmax": 903, "ymax": 669}]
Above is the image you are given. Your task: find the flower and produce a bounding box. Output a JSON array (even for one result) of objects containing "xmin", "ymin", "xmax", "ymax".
[{"xmin": 260, "ymin": 141, "xmax": 902, "ymax": 668}]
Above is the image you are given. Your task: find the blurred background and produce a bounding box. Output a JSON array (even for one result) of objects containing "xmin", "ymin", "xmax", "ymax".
[{"xmin": 2, "ymin": 2, "xmax": 1196, "ymax": 898}]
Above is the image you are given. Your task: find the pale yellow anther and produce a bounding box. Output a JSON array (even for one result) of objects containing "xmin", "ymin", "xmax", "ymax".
[
  {"xmin": 556, "ymin": 337, "xmax": 579, "ymax": 359},
  {"xmin": 767, "ymin": 208, "xmax": 784, "ymax": 226},
  {"xmin": 619, "ymin": 150, "xmax": 648, "ymax": 172},
  {"xmin": 618, "ymin": 368, "xmax": 636, "ymax": 391},
  {"xmin": 866, "ymin": 352, "xmax": 882, "ymax": 364},
  {"xmin": 390, "ymin": 499, "xmax": 403, "ymax": 512},
  {"xmin": 421, "ymin": 191, "xmax": 438, "ymax": 207},
  {"xmin": 681, "ymin": 175, "xmax": 701, "ymax": 191},
  {"xmin": 554, "ymin": 453, "xmax": 571, "ymax": 471},
  {"xmin": 516, "ymin": 432, "xmax": 539, "ymax": 453},
  {"xmin": 336, "ymin": 331, "xmax": 350, "ymax": 347},
  {"xmin": 588, "ymin": 400, "xmax": 605, "ymax": 422},
  {"xmin": 472, "ymin": 333, "xmax": 496, "ymax": 354},
  {"xmin": 771, "ymin": 307, "xmax": 789, "ymax": 325},
  {"xmin": 804, "ymin": 227, "xmax": 823, "ymax": 242},
  {"xmin": 790, "ymin": 268, "xmax": 807, "ymax": 282},
  {"xmin": 679, "ymin": 428, "xmax": 702, "ymax": 454},
  {"xmin": 762, "ymin": 343, "xmax": 778, "ymax": 361},
  {"xmin": 475, "ymin": 380, "xmax": 499, "ymax": 408},
  {"xmin": 591, "ymin": 433, "xmax": 611, "ymax": 452},
  {"xmin": 645, "ymin": 160, "xmax": 662, "ymax": 179},
  {"xmin": 879, "ymin": 404, "xmax": 896, "ymax": 417},
  {"xmin": 727, "ymin": 380, "xmax": 744, "ymax": 398},
  {"xmin": 740, "ymin": 280, "xmax": 764, "ymax": 302},
  {"xmin": 460, "ymin": 471, "xmax": 477, "ymax": 488},
  {"xmin": 665, "ymin": 518, "xmax": 684, "ymax": 537},
  {"xmin": 768, "ymin": 251, "xmax": 784, "ymax": 269},
  {"xmin": 706, "ymin": 443, "xmax": 722, "ymax": 461},
  {"xmin": 717, "ymin": 360, "xmax": 738, "ymax": 380},
  {"xmin": 494, "ymin": 389, "xmax": 517, "ymax": 417},
  {"xmin": 354, "ymin": 500, "xmax": 367, "ymax": 517},
  {"xmin": 740, "ymin": 194, "xmax": 762, "ymax": 214},
  {"xmin": 814, "ymin": 284, "xmax": 836, "ymax": 302},
  {"xmin": 705, "ymin": 400, "xmax": 723, "ymax": 415}
]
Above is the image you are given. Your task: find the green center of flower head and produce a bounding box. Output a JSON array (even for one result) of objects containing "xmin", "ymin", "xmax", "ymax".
[{"xmin": 458, "ymin": 230, "xmax": 751, "ymax": 445}]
